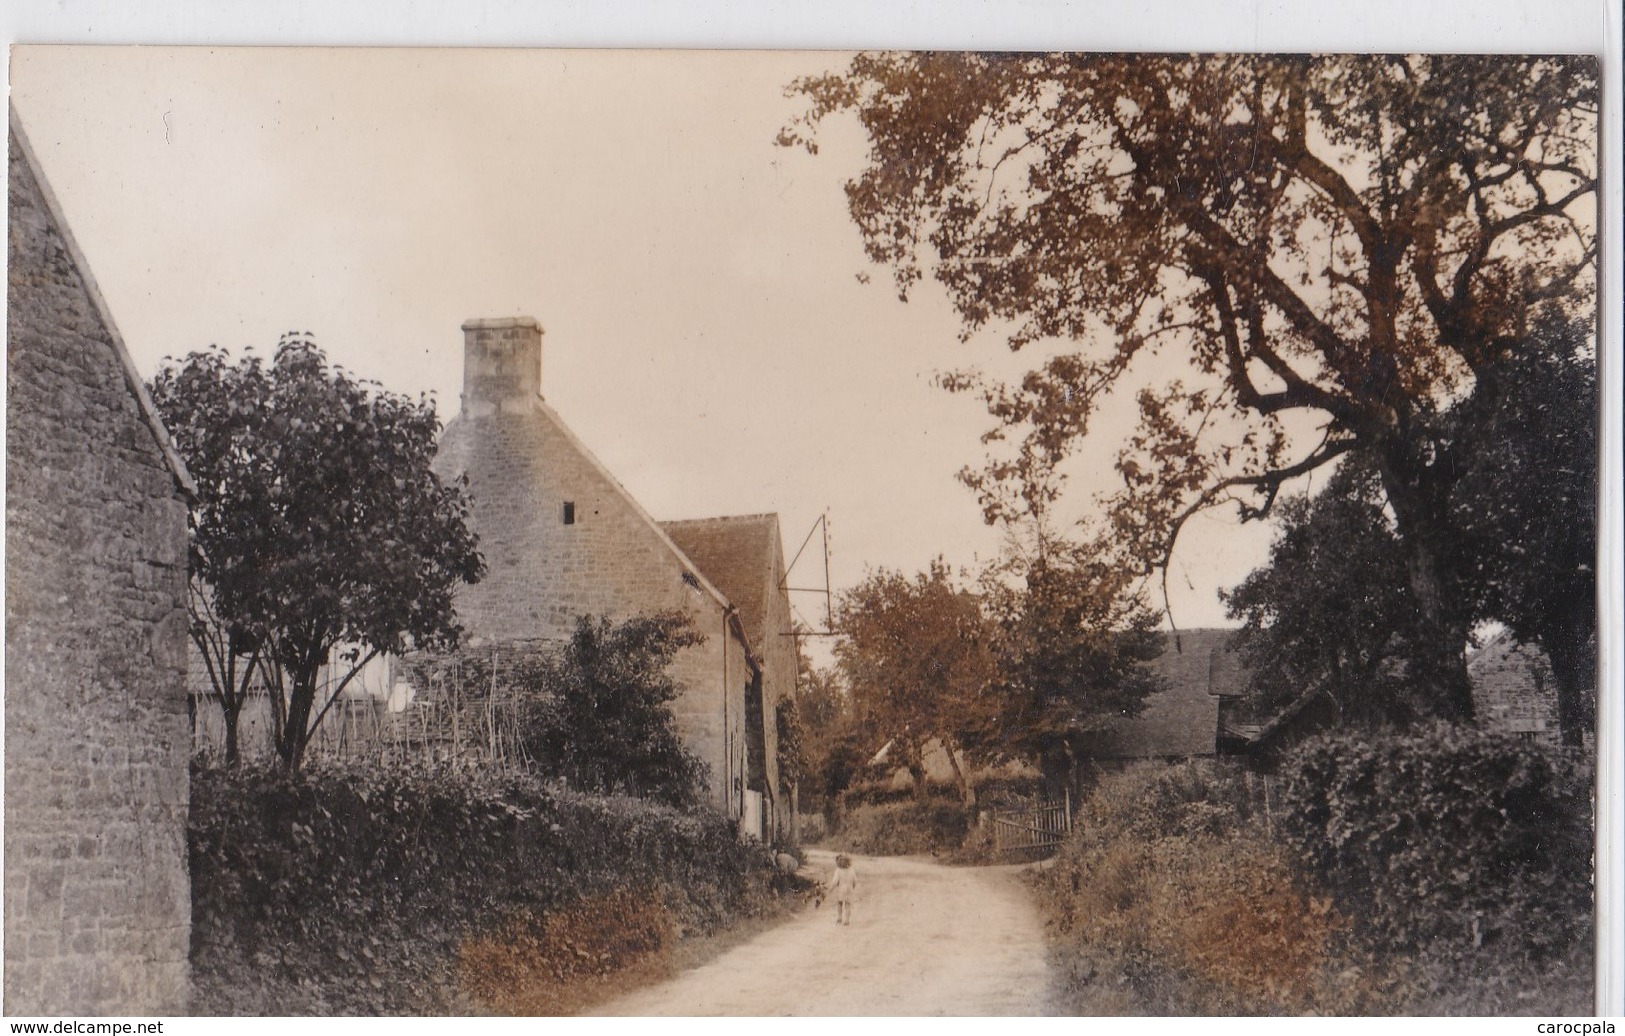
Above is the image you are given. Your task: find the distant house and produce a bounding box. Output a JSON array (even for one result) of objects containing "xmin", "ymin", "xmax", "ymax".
[
  {"xmin": 1467, "ymin": 630, "xmax": 1564, "ymax": 745},
  {"xmin": 430, "ymin": 318, "xmax": 793, "ymax": 839},
  {"xmin": 1078, "ymin": 628, "xmax": 1253, "ymax": 767},
  {"xmin": 6, "ymin": 107, "xmax": 194, "ymax": 1014}
]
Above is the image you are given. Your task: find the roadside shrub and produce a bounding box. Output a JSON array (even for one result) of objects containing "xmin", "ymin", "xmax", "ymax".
[
  {"xmin": 457, "ymin": 890, "xmax": 678, "ymax": 1014},
  {"xmin": 831, "ymin": 799, "xmax": 970, "ymax": 856},
  {"xmin": 1034, "ymin": 762, "xmax": 1355, "ymax": 1015},
  {"xmin": 189, "ymin": 762, "xmax": 764, "ymax": 1014},
  {"xmin": 1278, "ymin": 723, "xmax": 1593, "ymax": 957},
  {"xmin": 794, "ymin": 812, "xmax": 828, "ymax": 845}
]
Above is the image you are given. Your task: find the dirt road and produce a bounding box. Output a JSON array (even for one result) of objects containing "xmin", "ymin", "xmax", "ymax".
[{"xmin": 591, "ymin": 849, "xmax": 1055, "ymax": 1016}]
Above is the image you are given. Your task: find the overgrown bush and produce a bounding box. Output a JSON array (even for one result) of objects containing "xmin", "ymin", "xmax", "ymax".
[
  {"xmin": 1034, "ymin": 763, "xmax": 1359, "ymax": 1015},
  {"xmin": 1034, "ymin": 744, "xmax": 1595, "ymax": 1016},
  {"xmin": 1278, "ymin": 723, "xmax": 1593, "ymax": 958},
  {"xmin": 189, "ymin": 762, "xmax": 765, "ymax": 1014},
  {"xmin": 457, "ymin": 891, "xmax": 677, "ymax": 1014},
  {"xmin": 829, "ymin": 798, "xmax": 970, "ymax": 856}
]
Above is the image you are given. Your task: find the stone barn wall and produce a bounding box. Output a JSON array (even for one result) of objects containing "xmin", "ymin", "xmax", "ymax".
[
  {"xmin": 662, "ymin": 514, "xmax": 797, "ymax": 837},
  {"xmin": 5, "ymin": 111, "xmax": 193, "ymax": 1014}
]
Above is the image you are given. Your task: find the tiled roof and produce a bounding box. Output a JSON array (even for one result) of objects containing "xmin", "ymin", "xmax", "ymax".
[
  {"xmin": 660, "ymin": 514, "xmax": 782, "ymax": 652},
  {"xmin": 1088, "ymin": 628, "xmax": 1252, "ymax": 760}
]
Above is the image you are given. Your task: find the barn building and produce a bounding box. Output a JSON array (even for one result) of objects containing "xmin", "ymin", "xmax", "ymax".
[{"xmin": 432, "ymin": 318, "xmax": 793, "ymax": 838}]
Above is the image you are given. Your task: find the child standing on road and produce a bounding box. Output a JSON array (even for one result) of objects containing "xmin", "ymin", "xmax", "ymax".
[{"xmin": 829, "ymin": 854, "xmax": 857, "ymax": 926}]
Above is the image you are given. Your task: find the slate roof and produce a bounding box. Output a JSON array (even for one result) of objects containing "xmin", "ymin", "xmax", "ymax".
[
  {"xmin": 1088, "ymin": 628, "xmax": 1253, "ymax": 760},
  {"xmin": 660, "ymin": 514, "xmax": 782, "ymax": 653}
]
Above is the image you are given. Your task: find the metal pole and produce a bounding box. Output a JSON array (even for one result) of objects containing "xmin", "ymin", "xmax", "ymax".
[{"xmin": 821, "ymin": 513, "xmax": 833, "ymax": 633}]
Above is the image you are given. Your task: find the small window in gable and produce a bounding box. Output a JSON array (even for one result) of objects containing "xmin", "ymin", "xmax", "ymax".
[{"xmin": 562, "ymin": 501, "xmax": 576, "ymax": 525}]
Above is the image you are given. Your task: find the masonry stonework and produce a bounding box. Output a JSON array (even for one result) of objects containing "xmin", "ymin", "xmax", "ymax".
[
  {"xmin": 662, "ymin": 514, "xmax": 797, "ymax": 837},
  {"xmin": 1469, "ymin": 632, "xmax": 1563, "ymax": 745},
  {"xmin": 433, "ymin": 319, "xmax": 755, "ymax": 815},
  {"xmin": 6, "ymin": 115, "xmax": 193, "ymax": 1014}
]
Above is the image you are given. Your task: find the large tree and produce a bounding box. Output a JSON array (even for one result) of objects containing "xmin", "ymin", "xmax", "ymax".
[
  {"xmin": 1223, "ymin": 313, "xmax": 1597, "ymax": 742},
  {"xmin": 784, "ymin": 53, "xmax": 1598, "ymax": 720},
  {"xmin": 150, "ymin": 337, "xmax": 484, "ymax": 769},
  {"xmin": 1449, "ymin": 315, "xmax": 1597, "ymax": 743},
  {"xmin": 834, "ymin": 559, "xmax": 995, "ymax": 804},
  {"xmin": 1221, "ymin": 460, "xmax": 1428, "ymax": 726}
]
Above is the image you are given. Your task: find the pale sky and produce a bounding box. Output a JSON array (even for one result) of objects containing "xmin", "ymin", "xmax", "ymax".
[{"xmin": 0, "ymin": 41, "xmax": 1604, "ymax": 641}]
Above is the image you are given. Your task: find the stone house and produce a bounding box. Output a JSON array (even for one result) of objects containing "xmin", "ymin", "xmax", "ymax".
[
  {"xmin": 431, "ymin": 318, "xmax": 793, "ymax": 839},
  {"xmin": 1082, "ymin": 628, "xmax": 1252, "ymax": 767},
  {"xmin": 1466, "ymin": 630, "xmax": 1565, "ymax": 745},
  {"xmin": 1080, "ymin": 626, "xmax": 1568, "ymax": 768},
  {"xmin": 5, "ymin": 106, "xmax": 194, "ymax": 1014}
]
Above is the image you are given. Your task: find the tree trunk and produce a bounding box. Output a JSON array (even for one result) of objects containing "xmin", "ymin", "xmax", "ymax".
[
  {"xmin": 1038, "ymin": 742, "xmax": 1073, "ymax": 803},
  {"xmin": 942, "ymin": 738, "xmax": 976, "ymax": 809},
  {"xmin": 277, "ymin": 659, "xmax": 321, "ymax": 772},
  {"xmin": 1376, "ymin": 445, "xmax": 1476, "ymax": 722},
  {"xmin": 223, "ymin": 699, "xmax": 243, "ymax": 766},
  {"xmin": 898, "ymin": 737, "xmax": 928, "ymax": 800},
  {"xmin": 908, "ymin": 762, "xmax": 928, "ymax": 801},
  {"xmin": 1534, "ymin": 610, "xmax": 1596, "ymax": 747}
]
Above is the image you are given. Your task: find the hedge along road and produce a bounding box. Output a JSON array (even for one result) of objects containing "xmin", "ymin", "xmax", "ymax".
[{"xmin": 590, "ymin": 849, "xmax": 1056, "ymax": 1016}]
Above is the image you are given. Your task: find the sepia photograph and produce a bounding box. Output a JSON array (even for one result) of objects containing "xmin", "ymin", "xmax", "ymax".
[{"xmin": 4, "ymin": 11, "xmax": 1618, "ymax": 1021}]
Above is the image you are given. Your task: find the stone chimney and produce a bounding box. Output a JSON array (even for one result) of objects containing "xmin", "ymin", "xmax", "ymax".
[{"xmin": 460, "ymin": 316, "xmax": 544, "ymax": 417}]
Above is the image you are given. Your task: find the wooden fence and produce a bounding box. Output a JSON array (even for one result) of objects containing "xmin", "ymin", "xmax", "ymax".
[{"xmin": 989, "ymin": 794, "xmax": 1072, "ymax": 858}]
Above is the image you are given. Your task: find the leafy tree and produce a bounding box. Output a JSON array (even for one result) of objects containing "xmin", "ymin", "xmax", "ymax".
[
  {"xmin": 790, "ymin": 662, "xmax": 866, "ymax": 816},
  {"xmin": 517, "ymin": 611, "xmax": 708, "ymax": 807},
  {"xmin": 784, "ymin": 53, "xmax": 1598, "ymax": 720},
  {"xmin": 1223, "ymin": 315, "xmax": 1597, "ymax": 743},
  {"xmin": 978, "ymin": 536, "xmax": 1165, "ymax": 795},
  {"xmin": 1450, "ymin": 315, "xmax": 1597, "ymax": 743},
  {"xmin": 1222, "ymin": 460, "xmax": 1427, "ymax": 726},
  {"xmin": 834, "ymin": 559, "xmax": 996, "ymax": 804},
  {"xmin": 149, "ymin": 336, "xmax": 484, "ymax": 769}
]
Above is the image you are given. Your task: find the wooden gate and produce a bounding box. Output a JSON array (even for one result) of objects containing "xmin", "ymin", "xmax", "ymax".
[{"xmin": 990, "ymin": 794, "xmax": 1072, "ymax": 858}]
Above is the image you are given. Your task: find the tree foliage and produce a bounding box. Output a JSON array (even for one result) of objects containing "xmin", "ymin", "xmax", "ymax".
[
  {"xmin": 1222, "ymin": 460, "xmax": 1427, "ymax": 726},
  {"xmin": 516, "ymin": 612, "xmax": 708, "ymax": 807},
  {"xmin": 1449, "ymin": 316, "xmax": 1597, "ymax": 743},
  {"xmin": 785, "ymin": 53, "xmax": 1598, "ymax": 719},
  {"xmin": 834, "ymin": 559, "xmax": 995, "ymax": 802},
  {"xmin": 1224, "ymin": 313, "xmax": 1597, "ymax": 742},
  {"xmin": 977, "ymin": 537, "xmax": 1165, "ymax": 790},
  {"xmin": 149, "ymin": 336, "xmax": 484, "ymax": 768},
  {"xmin": 790, "ymin": 662, "xmax": 869, "ymax": 814}
]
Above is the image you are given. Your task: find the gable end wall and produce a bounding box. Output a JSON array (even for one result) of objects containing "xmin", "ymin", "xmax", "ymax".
[{"xmin": 6, "ymin": 127, "xmax": 192, "ymax": 1015}]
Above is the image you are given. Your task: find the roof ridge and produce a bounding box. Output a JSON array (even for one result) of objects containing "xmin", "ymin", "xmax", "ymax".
[{"xmin": 661, "ymin": 512, "xmax": 780, "ymax": 525}]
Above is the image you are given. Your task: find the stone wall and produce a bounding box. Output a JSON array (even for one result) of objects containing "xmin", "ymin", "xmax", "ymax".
[
  {"xmin": 1469, "ymin": 633, "xmax": 1562, "ymax": 745},
  {"xmin": 6, "ymin": 117, "xmax": 193, "ymax": 1014}
]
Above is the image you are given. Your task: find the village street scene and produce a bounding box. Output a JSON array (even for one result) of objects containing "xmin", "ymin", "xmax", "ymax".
[{"xmin": 4, "ymin": 42, "xmax": 1608, "ymax": 1019}]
